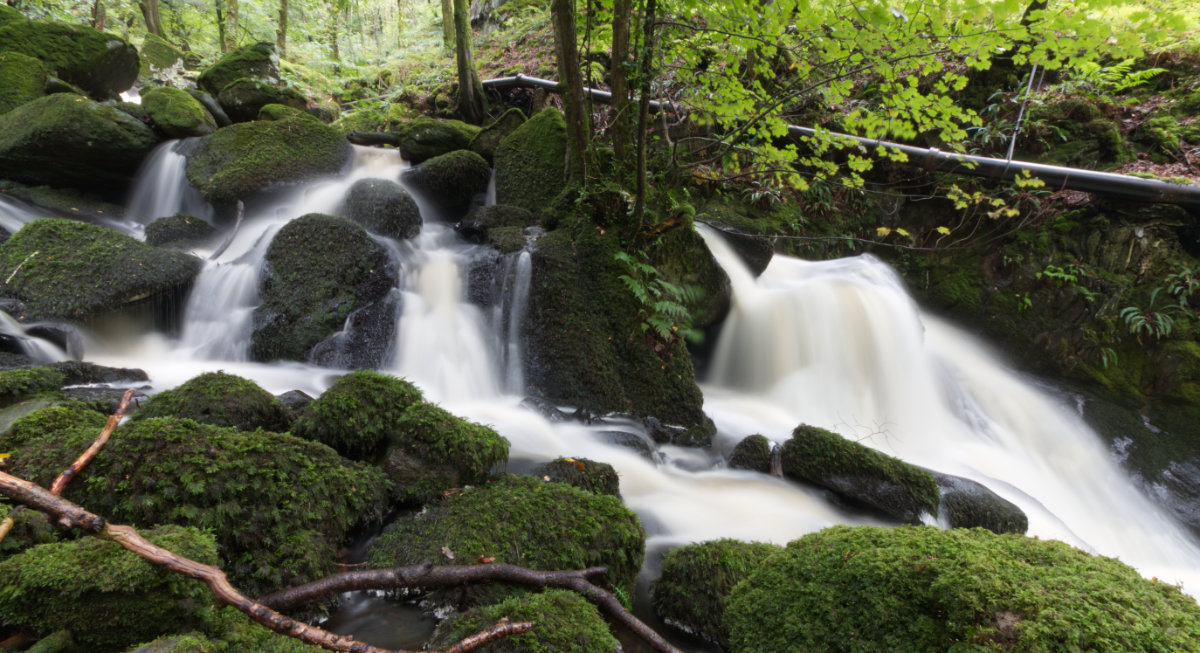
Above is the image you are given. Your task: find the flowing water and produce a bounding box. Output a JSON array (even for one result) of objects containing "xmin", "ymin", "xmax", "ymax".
[{"xmin": 20, "ymin": 142, "xmax": 1198, "ymax": 645}]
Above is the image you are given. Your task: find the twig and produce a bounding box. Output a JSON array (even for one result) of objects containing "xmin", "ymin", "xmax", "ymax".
[
  {"xmin": 49, "ymin": 388, "xmax": 135, "ymax": 495},
  {"xmin": 4, "ymin": 250, "xmax": 39, "ymax": 285}
]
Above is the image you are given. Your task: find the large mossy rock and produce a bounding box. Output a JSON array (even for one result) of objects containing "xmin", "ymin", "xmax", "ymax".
[
  {"xmin": 427, "ymin": 590, "xmax": 620, "ymax": 653},
  {"xmin": 728, "ymin": 434, "xmax": 772, "ymax": 472},
  {"xmin": 392, "ymin": 116, "xmax": 481, "ymax": 164},
  {"xmin": 0, "ymin": 525, "xmax": 217, "ymax": 649},
  {"xmin": 217, "ymin": 77, "xmax": 308, "ymax": 123},
  {"xmin": 291, "ymin": 369, "xmax": 424, "ymax": 459},
  {"xmin": 525, "ymin": 212, "xmax": 711, "ymax": 442},
  {"xmin": 144, "ymin": 213, "xmax": 218, "ymax": 249},
  {"xmin": 196, "ymin": 41, "xmax": 278, "ymax": 96},
  {"xmin": 341, "ymin": 177, "xmax": 421, "ymax": 240},
  {"xmin": 469, "ymin": 107, "xmax": 526, "ymax": 163},
  {"xmin": 0, "ymin": 218, "xmax": 201, "ymax": 322},
  {"xmin": 185, "ymin": 116, "xmax": 352, "ymax": 216},
  {"xmin": 138, "ymin": 33, "xmax": 187, "ymax": 78},
  {"xmin": 724, "ymin": 525, "xmax": 1200, "ymax": 652},
  {"xmin": 494, "ymin": 107, "xmax": 566, "ymax": 215},
  {"xmin": 0, "ymin": 366, "xmax": 64, "ymax": 404},
  {"xmin": 781, "ymin": 424, "xmax": 940, "ymax": 523},
  {"xmin": 368, "ymin": 474, "xmax": 645, "ymax": 598},
  {"xmin": 128, "ymin": 608, "xmax": 326, "ymax": 652},
  {"xmin": 0, "ymin": 51, "xmax": 45, "ymax": 115},
  {"xmin": 142, "ymin": 86, "xmax": 216, "ymax": 138},
  {"xmin": 646, "ymin": 222, "xmax": 731, "ymax": 329},
  {"xmin": 0, "ymin": 405, "xmax": 393, "ymax": 594},
  {"xmin": 0, "ymin": 4, "xmax": 25, "ymax": 26},
  {"xmin": 0, "ymin": 20, "xmax": 138, "ymax": 99},
  {"xmin": 130, "ymin": 371, "xmax": 293, "ymax": 432},
  {"xmin": 530, "ymin": 456, "xmax": 620, "ymax": 496},
  {"xmin": 251, "ymin": 213, "xmax": 394, "ymax": 362},
  {"xmin": 651, "ymin": 539, "xmax": 782, "ymax": 649},
  {"xmin": 401, "ymin": 149, "xmax": 491, "ymax": 217},
  {"xmin": 0, "ymin": 94, "xmax": 159, "ymax": 192}
]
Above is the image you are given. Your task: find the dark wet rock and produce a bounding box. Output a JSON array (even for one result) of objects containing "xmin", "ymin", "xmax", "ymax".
[
  {"xmin": 64, "ymin": 386, "xmax": 150, "ymax": 414},
  {"xmin": 187, "ymin": 89, "xmax": 231, "ymax": 127},
  {"xmin": 456, "ymin": 203, "xmax": 535, "ymax": 244},
  {"xmin": 494, "ymin": 107, "xmax": 566, "ymax": 215},
  {"xmin": 728, "ymin": 434, "xmax": 772, "ymax": 473},
  {"xmin": 141, "ymin": 86, "xmax": 216, "ymax": 138},
  {"xmin": 144, "ymin": 214, "xmax": 217, "ymax": 249},
  {"xmin": 307, "ymin": 290, "xmax": 401, "ymax": 369},
  {"xmin": 401, "ymin": 149, "xmax": 491, "ymax": 217},
  {"xmin": 341, "ymin": 178, "xmax": 421, "ymax": 240},
  {"xmin": 0, "ymin": 20, "xmax": 138, "ymax": 100},
  {"xmin": 52, "ymin": 361, "xmax": 148, "ymax": 385},
  {"xmin": 645, "ymin": 415, "xmax": 713, "ymax": 448},
  {"xmin": 531, "ymin": 456, "xmax": 620, "ymax": 496},
  {"xmin": 276, "ymin": 389, "xmax": 313, "ymax": 416},
  {"xmin": 217, "ymin": 77, "xmax": 308, "ymax": 123},
  {"xmin": 703, "ymin": 221, "xmax": 774, "ymax": 277},
  {"xmin": 933, "ymin": 471, "xmax": 1028, "ymax": 535}
]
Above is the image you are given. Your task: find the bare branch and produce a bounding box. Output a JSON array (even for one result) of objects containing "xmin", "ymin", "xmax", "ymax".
[{"xmin": 49, "ymin": 388, "xmax": 135, "ymax": 495}]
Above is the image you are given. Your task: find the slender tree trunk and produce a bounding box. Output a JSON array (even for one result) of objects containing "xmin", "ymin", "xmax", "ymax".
[
  {"xmin": 610, "ymin": 0, "xmax": 632, "ymax": 165},
  {"xmin": 632, "ymin": 0, "xmax": 657, "ymax": 228},
  {"xmin": 454, "ymin": 0, "xmax": 485, "ymax": 123},
  {"xmin": 327, "ymin": 10, "xmax": 340, "ymax": 63},
  {"xmin": 551, "ymin": 0, "xmax": 588, "ymax": 186},
  {"xmin": 227, "ymin": 0, "xmax": 238, "ymax": 48},
  {"xmin": 441, "ymin": 0, "xmax": 454, "ymax": 49},
  {"xmin": 92, "ymin": 0, "xmax": 106, "ymax": 30},
  {"xmin": 277, "ymin": 0, "xmax": 288, "ymax": 56},
  {"xmin": 140, "ymin": 0, "xmax": 163, "ymax": 37},
  {"xmin": 213, "ymin": 0, "xmax": 228, "ymax": 52},
  {"xmin": 396, "ymin": 0, "xmax": 405, "ymax": 47}
]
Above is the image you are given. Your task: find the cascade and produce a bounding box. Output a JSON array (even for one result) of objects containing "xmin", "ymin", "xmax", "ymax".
[{"xmin": 126, "ymin": 139, "xmax": 214, "ymax": 226}]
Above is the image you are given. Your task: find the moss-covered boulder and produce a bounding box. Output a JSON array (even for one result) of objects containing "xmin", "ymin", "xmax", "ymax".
[
  {"xmin": 291, "ymin": 369, "xmax": 423, "ymax": 459},
  {"xmin": 469, "ymin": 107, "xmax": 526, "ymax": 163},
  {"xmin": 381, "ymin": 401, "xmax": 510, "ymax": 504},
  {"xmin": 780, "ymin": 424, "xmax": 940, "ymax": 523},
  {"xmin": 495, "ymin": 107, "xmax": 567, "ymax": 215},
  {"xmin": 651, "ymin": 539, "xmax": 782, "ymax": 648},
  {"xmin": 725, "ymin": 525, "xmax": 1200, "ymax": 652},
  {"xmin": 530, "ymin": 456, "xmax": 620, "ymax": 496},
  {"xmin": 341, "ymin": 178, "xmax": 421, "ymax": 240},
  {"xmin": 130, "ymin": 371, "xmax": 293, "ymax": 432},
  {"xmin": 368, "ymin": 474, "xmax": 645, "ymax": 599},
  {"xmin": 0, "ymin": 525, "xmax": 217, "ymax": 649},
  {"xmin": 0, "ymin": 501, "xmax": 59, "ymax": 557},
  {"xmin": 257, "ymin": 102, "xmax": 313, "ymax": 122},
  {"xmin": 0, "ymin": 20, "xmax": 138, "ymax": 99},
  {"xmin": 401, "ymin": 149, "xmax": 491, "ymax": 217},
  {"xmin": 0, "ymin": 407, "xmax": 393, "ymax": 594},
  {"xmin": 934, "ymin": 472, "xmax": 1028, "ymax": 535},
  {"xmin": 393, "ymin": 116, "xmax": 481, "ymax": 164},
  {"xmin": 0, "ymin": 218, "xmax": 201, "ymax": 322},
  {"xmin": 1024, "ymin": 98, "xmax": 1134, "ymax": 168},
  {"xmin": 197, "ymin": 41, "xmax": 278, "ymax": 96},
  {"xmin": 0, "ymin": 4, "xmax": 25, "ymax": 26},
  {"xmin": 142, "ymin": 86, "xmax": 217, "ymax": 138},
  {"xmin": 0, "ymin": 366, "xmax": 63, "ymax": 403},
  {"xmin": 250, "ymin": 213, "xmax": 394, "ymax": 362},
  {"xmin": 0, "ymin": 51, "xmax": 45, "ymax": 115},
  {"xmin": 647, "ymin": 222, "xmax": 731, "ymax": 329},
  {"xmin": 128, "ymin": 608, "xmax": 326, "ymax": 652},
  {"xmin": 185, "ymin": 116, "xmax": 352, "ymax": 217},
  {"xmin": 728, "ymin": 434, "xmax": 772, "ymax": 472},
  {"xmin": 0, "ymin": 94, "xmax": 159, "ymax": 192},
  {"xmin": 427, "ymin": 589, "xmax": 620, "ymax": 653},
  {"xmin": 456, "ymin": 204, "xmax": 536, "ymax": 245},
  {"xmin": 145, "ymin": 213, "xmax": 218, "ymax": 249},
  {"xmin": 217, "ymin": 77, "xmax": 308, "ymax": 123},
  {"xmin": 138, "ymin": 33, "xmax": 186, "ymax": 79}
]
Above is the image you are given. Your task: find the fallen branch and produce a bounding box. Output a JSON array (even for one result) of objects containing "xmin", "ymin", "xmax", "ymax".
[{"xmin": 0, "ymin": 472, "xmax": 529, "ymax": 653}]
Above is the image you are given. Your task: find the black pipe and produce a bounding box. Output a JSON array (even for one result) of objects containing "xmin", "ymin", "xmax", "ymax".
[{"xmin": 481, "ymin": 74, "xmax": 1200, "ymax": 213}]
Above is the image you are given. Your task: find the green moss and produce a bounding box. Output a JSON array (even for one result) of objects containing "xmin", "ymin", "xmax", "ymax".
[
  {"xmin": 1142, "ymin": 114, "xmax": 1182, "ymax": 154},
  {"xmin": 291, "ymin": 369, "xmax": 424, "ymax": 459},
  {"xmin": 392, "ymin": 116, "xmax": 482, "ymax": 163},
  {"xmin": 185, "ymin": 116, "xmax": 352, "ymax": 214},
  {"xmin": 402, "ymin": 149, "xmax": 491, "ymax": 212},
  {"xmin": 0, "ymin": 218, "xmax": 201, "ymax": 322},
  {"xmin": 0, "ymin": 501, "xmax": 59, "ymax": 556},
  {"xmin": 0, "ymin": 366, "xmax": 63, "ymax": 402},
  {"xmin": 131, "ymin": 371, "xmax": 292, "ymax": 432},
  {"xmin": 0, "ymin": 20, "xmax": 138, "ymax": 99},
  {"xmin": 781, "ymin": 424, "xmax": 940, "ymax": 522},
  {"xmin": 145, "ymin": 214, "xmax": 218, "ymax": 248},
  {"xmin": 369, "ymin": 474, "xmax": 645, "ymax": 598},
  {"xmin": 250, "ymin": 213, "xmax": 392, "ymax": 362},
  {"xmin": 427, "ymin": 589, "xmax": 620, "ymax": 653},
  {"xmin": 217, "ymin": 78, "xmax": 308, "ymax": 123},
  {"xmin": 494, "ymin": 107, "xmax": 566, "ymax": 215},
  {"xmin": 197, "ymin": 42, "xmax": 278, "ymax": 96},
  {"xmin": 139, "ymin": 33, "xmax": 186, "ymax": 77},
  {"xmin": 142, "ymin": 86, "xmax": 216, "ymax": 138},
  {"xmin": 725, "ymin": 525, "xmax": 1200, "ymax": 652},
  {"xmin": 530, "ymin": 457, "xmax": 620, "ymax": 496},
  {"xmin": 257, "ymin": 102, "xmax": 314, "ymax": 122},
  {"xmin": 0, "ymin": 525, "xmax": 218, "ymax": 649},
  {"xmin": 469, "ymin": 107, "xmax": 526, "ymax": 163},
  {"xmin": 0, "ymin": 51, "xmax": 46, "ymax": 115},
  {"xmin": 385, "ymin": 401, "xmax": 509, "ymax": 504},
  {"xmin": 728, "ymin": 434, "xmax": 772, "ymax": 472},
  {"xmin": 0, "ymin": 5, "xmax": 25, "ymax": 26},
  {"xmin": 651, "ymin": 539, "xmax": 782, "ymax": 648},
  {"xmin": 1, "ymin": 411, "xmax": 392, "ymax": 595}
]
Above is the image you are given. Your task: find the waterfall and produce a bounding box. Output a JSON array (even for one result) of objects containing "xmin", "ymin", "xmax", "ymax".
[
  {"xmin": 126, "ymin": 139, "xmax": 214, "ymax": 226},
  {"xmin": 0, "ymin": 195, "xmax": 41, "ymax": 235},
  {"xmin": 491, "ymin": 248, "xmax": 533, "ymax": 394}
]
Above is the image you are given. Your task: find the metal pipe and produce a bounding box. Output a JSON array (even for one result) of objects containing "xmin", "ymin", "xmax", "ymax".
[{"xmin": 481, "ymin": 74, "xmax": 1200, "ymax": 213}]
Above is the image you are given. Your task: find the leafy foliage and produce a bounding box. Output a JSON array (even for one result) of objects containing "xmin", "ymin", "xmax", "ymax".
[{"xmin": 614, "ymin": 249, "xmax": 702, "ymax": 343}]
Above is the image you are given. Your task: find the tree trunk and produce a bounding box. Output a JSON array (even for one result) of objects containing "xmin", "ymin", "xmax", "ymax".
[
  {"xmin": 227, "ymin": 0, "xmax": 239, "ymax": 48},
  {"xmin": 632, "ymin": 0, "xmax": 658, "ymax": 227},
  {"xmin": 92, "ymin": 0, "xmax": 106, "ymax": 30},
  {"xmin": 396, "ymin": 0, "xmax": 405, "ymax": 47},
  {"xmin": 454, "ymin": 0, "xmax": 486, "ymax": 123},
  {"xmin": 213, "ymin": 0, "xmax": 228, "ymax": 52},
  {"xmin": 276, "ymin": 0, "xmax": 288, "ymax": 56},
  {"xmin": 441, "ymin": 0, "xmax": 454, "ymax": 49},
  {"xmin": 609, "ymin": 0, "xmax": 632, "ymax": 165},
  {"xmin": 551, "ymin": 0, "xmax": 588, "ymax": 186},
  {"xmin": 140, "ymin": 0, "xmax": 163, "ymax": 37},
  {"xmin": 327, "ymin": 8, "xmax": 340, "ymax": 63}
]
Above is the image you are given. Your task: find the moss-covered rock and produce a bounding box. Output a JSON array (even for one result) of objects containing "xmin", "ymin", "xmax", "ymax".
[
  {"xmin": 725, "ymin": 525, "xmax": 1200, "ymax": 652},
  {"xmin": 0, "ymin": 4, "xmax": 25, "ymax": 26},
  {"xmin": 934, "ymin": 472, "xmax": 1028, "ymax": 535},
  {"xmin": 257, "ymin": 102, "xmax": 313, "ymax": 122},
  {"xmin": 341, "ymin": 178, "xmax": 421, "ymax": 240},
  {"xmin": 142, "ymin": 86, "xmax": 217, "ymax": 138},
  {"xmin": 139, "ymin": 33, "xmax": 186, "ymax": 79},
  {"xmin": 530, "ymin": 457, "xmax": 620, "ymax": 496},
  {"xmin": 0, "ymin": 525, "xmax": 218, "ymax": 649},
  {"xmin": 780, "ymin": 424, "xmax": 940, "ymax": 523},
  {"xmin": 0, "ymin": 365, "xmax": 63, "ymax": 403},
  {"xmin": 456, "ymin": 204, "xmax": 537, "ymax": 245},
  {"xmin": 494, "ymin": 107, "xmax": 566, "ymax": 215},
  {"xmin": 651, "ymin": 539, "xmax": 782, "ymax": 648},
  {"xmin": 185, "ymin": 116, "xmax": 352, "ymax": 216},
  {"xmin": 646, "ymin": 222, "xmax": 731, "ymax": 329},
  {"xmin": 469, "ymin": 107, "xmax": 526, "ymax": 163},
  {"xmin": 381, "ymin": 401, "xmax": 510, "ymax": 504},
  {"xmin": 0, "ymin": 51, "xmax": 45, "ymax": 115},
  {"xmin": 144, "ymin": 213, "xmax": 218, "ymax": 249},
  {"xmin": 0, "ymin": 20, "xmax": 138, "ymax": 99},
  {"xmin": 0, "ymin": 409, "xmax": 393, "ymax": 594},
  {"xmin": 130, "ymin": 371, "xmax": 292, "ymax": 432},
  {"xmin": 728, "ymin": 434, "xmax": 772, "ymax": 473},
  {"xmin": 401, "ymin": 149, "xmax": 491, "ymax": 217},
  {"xmin": 392, "ymin": 116, "xmax": 481, "ymax": 164},
  {"xmin": 0, "ymin": 218, "xmax": 201, "ymax": 322},
  {"xmin": 0, "ymin": 501, "xmax": 59, "ymax": 557},
  {"xmin": 250, "ymin": 214, "xmax": 394, "ymax": 362},
  {"xmin": 427, "ymin": 589, "xmax": 620, "ymax": 653},
  {"xmin": 291, "ymin": 369, "xmax": 424, "ymax": 459},
  {"xmin": 0, "ymin": 94, "xmax": 160, "ymax": 192},
  {"xmin": 217, "ymin": 77, "xmax": 308, "ymax": 123},
  {"xmin": 368, "ymin": 474, "xmax": 645, "ymax": 599},
  {"xmin": 1024, "ymin": 98, "xmax": 1134, "ymax": 168},
  {"xmin": 197, "ymin": 41, "xmax": 278, "ymax": 96}
]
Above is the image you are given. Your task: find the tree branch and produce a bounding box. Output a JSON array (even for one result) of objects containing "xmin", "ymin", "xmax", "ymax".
[{"xmin": 49, "ymin": 388, "xmax": 134, "ymax": 495}]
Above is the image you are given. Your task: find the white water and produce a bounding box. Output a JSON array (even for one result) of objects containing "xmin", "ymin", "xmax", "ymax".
[
  {"xmin": 62, "ymin": 148, "xmax": 1200, "ymax": 600},
  {"xmin": 126, "ymin": 139, "xmax": 214, "ymax": 225}
]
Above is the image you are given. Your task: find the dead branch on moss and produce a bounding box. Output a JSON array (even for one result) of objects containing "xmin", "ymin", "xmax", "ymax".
[{"xmin": 0, "ymin": 471, "xmax": 529, "ymax": 653}]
